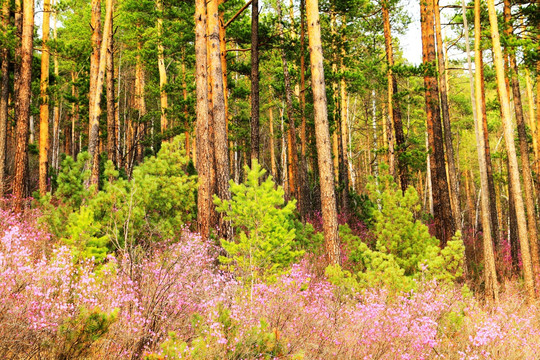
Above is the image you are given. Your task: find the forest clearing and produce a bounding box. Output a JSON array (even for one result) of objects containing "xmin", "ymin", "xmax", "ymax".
[{"xmin": 0, "ymin": 0, "xmax": 540, "ymax": 358}]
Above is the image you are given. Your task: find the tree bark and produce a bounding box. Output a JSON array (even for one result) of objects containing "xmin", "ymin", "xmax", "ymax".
[
  {"xmin": 420, "ymin": 0, "xmax": 455, "ymax": 246},
  {"xmin": 13, "ymin": 0, "xmax": 33, "ymax": 211},
  {"xmin": 486, "ymin": 0, "xmax": 536, "ymax": 301},
  {"xmin": 436, "ymin": 0, "xmax": 461, "ymax": 232},
  {"xmin": 479, "ymin": 44, "xmax": 501, "ymax": 245},
  {"xmin": 106, "ymin": 5, "xmax": 116, "ymax": 164},
  {"xmin": 275, "ymin": 0, "xmax": 301, "ymax": 209},
  {"xmin": 382, "ymin": 1, "xmax": 408, "ymax": 192},
  {"xmin": 156, "ymin": 0, "xmax": 168, "ymax": 135},
  {"xmin": 208, "ymin": 0, "xmax": 232, "ymax": 239},
  {"xmin": 503, "ymin": 0, "xmax": 540, "ymax": 274},
  {"xmin": 0, "ymin": 0, "xmax": 10, "ymax": 197},
  {"xmin": 88, "ymin": 0, "xmax": 101, "ymax": 185},
  {"xmin": 249, "ymin": 0, "xmax": 259, "ymax": 162},
  {"xmin": 306, "ymin": 0, "xmax": 340, "ymax": 265},
  {"xmin": 39, "ymin": 0, "xmax": 51, "ymax": 195},
  {"xmin": 195, "ymin": 0, "xmax": 212, "ymax": 240},
  {"xmin": 472, "ymin": 0, "xmax": 499, "ymax": 302}
]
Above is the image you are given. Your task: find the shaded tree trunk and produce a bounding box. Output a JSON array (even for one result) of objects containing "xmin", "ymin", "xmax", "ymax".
[
  {"xmin": 249, "ymin": 0, "xmax": 259, "ymax": 162},
  {"xmin": 420, "ymin": 0, "xmax": 454, "ymax": 246},
  {"xmin": 436, "ymin": 0, "xmax": 461, "ymax": 232},
  {"xmin": 0, "ymin": 0, "xmax": 10, "ymax": 197},
  {"xmin": 106, "ymin": 5, "xmax": 116, "ymax": 164},
  {"xmin": 306, "ymin": 0, "xmax": 340, "ymax": 265},
  {"xmin": 382, "ymin": 1, "xmax": 408, "ymax": 192}
]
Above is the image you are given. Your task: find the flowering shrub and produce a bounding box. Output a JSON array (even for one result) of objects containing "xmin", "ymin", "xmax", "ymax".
[{"xmin": 2, "ymin": 208, "xmax": 540, "ymax": 359}]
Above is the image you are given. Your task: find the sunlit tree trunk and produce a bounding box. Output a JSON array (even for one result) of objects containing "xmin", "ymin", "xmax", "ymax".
[
  {"xmin": 306, "ymin": 0, "xmax": 340, "ymax": 264},
  {"xmin": 472, "ymin": 0, "xmax": 499, "ymax": 302},
  {"xmin": 88, "ymin": 0, "xmax": 101, "ymax": 185},
  {"xmin": 503, "ymin": 0, "xmax": 540, "ymax": 273},
  {"xmin": 269, "ymin": 104, "xmax": 277, "ymax": 178},
  {"xmin": 436, "ymin": 0, "xmax": 461, "ymax": 232},
  {"xmin": 181, "ymin": 53, "xmax": 190, "ymax": 155},
  {"xmin": 134, "ymin": 47, "xmax": 146, "ymax": 163},
  {"xmin": 420, "ymin": 0, "xmax": 454, "ymax": 246},
  {"xmin": 71, "ymin": 72, "xmax": 80, "ymax": 158},
  {"xmin": 39, "ymin": 0, "xmax": 51, "ymax": 195},
  {"xmin": 487, "ymin": 0, "xmax": 536, "ymax": 301},
  {"xmin": 13, "ymin": 0, "xmax": 33, "ymax": 210},
  {"xmin": 0, "ymin": 0, "xmax": 8, "ymax": 197},
  {"xmin": 156, "ymin": 0, "xmax": 168, "ymax": 135},
  {"xmin": 195, "ymin": 0, "xmax": 212, "ymax": 240}
]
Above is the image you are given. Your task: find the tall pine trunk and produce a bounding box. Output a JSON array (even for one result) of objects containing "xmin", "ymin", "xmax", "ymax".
[
  {"xmin": 420, "ymin": 0, "xmax": 454, "ymax": 246},
  {"xmin": 436, "ymin": 0, "xmax": 461, "ymax": 231},
  {"xmin": 486, "ymin": 0, "xmax": 536, "ymax": 301},
  {"xmin": 207, "ymin": 0, "xmax": 232, "ymax": 239},
  {"xmin": 106, "ymin": 5, "xmax": 116, "ymax": 164},
  {"xmin": 503, "ymin": 0, "xmax": 540, "ymax": 273},
  {"xmin": 306, "ymin": 0, "xmax": 340, "ymax": 265},
  {"xmin": 88, "ymin": 0, "xmax": 101, "ymax": 186},
  {"xmin": 249, "ymin": 0, "xmax": 259, "ymax": 161},
  {"xmin": 195, "ymin": 0, "xmax": 212, "ymax": 240},
  {"xmin": 0, "ymin": 0, "xmax": 10, "ymax": 197},
  {"xmin": 39, "ymin": 0, "xmax": 51, "ymax": 195},
  {"xmin": 13, "ymin": 0, "xmax": 33, "ymax": 210},
  {"xmin": 382, "ymin": 1, "xmax": 408, "ymax": 192},
  {"xmin": 156, "ymin": 0, "xmax": 168, "ymax": 135},
  {"xmin": 472, "ymin": 0, "xmax": 499, "ymax": 302}
]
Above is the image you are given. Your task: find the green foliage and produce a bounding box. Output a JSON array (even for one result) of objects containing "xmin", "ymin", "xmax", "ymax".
[
  {"xmin": 423, "ymin": 232, "xmax": 466, "ymax": 283},
  {"xmin": 61, "ymin": 207, "xmax": 110, "ymax": 262},
  {"xmin": 214, "ymin": 160, "xmax": 303, "ymax": 281},
  {"xmin": 293, "ymin": 221, "xmax": 324, "ymax": 256},
  {"xmin": 367, "ymin": 170, "xmax": 438, "ymax": 276},
  {"xmin": 147, "ymin": 307, "xmax": 289, "ymax": 360},
  {"xmin": 338, "ymin": 168, "xmax": 465, "ymax": 291},
  {"xmin": 53, "ymin": 307, "xmax": 118, "ymax": 360},
  {"xmin": 40, "ymin": 136, "xmax": 197, "ymax": 260},
  {"xmin": 38, "ymin": 152, "xmax": 93, "ymax": 238}
]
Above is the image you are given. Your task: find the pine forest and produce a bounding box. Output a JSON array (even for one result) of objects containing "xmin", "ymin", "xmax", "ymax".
[{"xmin": 0, "ymin": 0, "xmax": 540, "ymax": 358}]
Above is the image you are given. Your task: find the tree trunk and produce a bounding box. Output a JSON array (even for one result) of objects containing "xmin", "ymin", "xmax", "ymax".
[
  {"xmin": 106, "ymin": 5, "xmax": 116, "ymax": 164},
  {"xmin": 156, "ymin": 0, "xmax": 168, "ymax": 135},
  {"xmin": 486, "ymin": 0, "xmax": 536, "ymax": 301},
  {"xmin": 38, "ymin": 0, "xmax": 51, "ymax": 195},
  {"xmin": 436, "ymin": 0, "xmax": 461, "ymax": 232},
  {"xmin": 88, "ymin": 0, "xmax": 101, "ymax": 185},
  {"xmin": 0, "ymin": 0, "xmax": 10, "ymax": 197},
  {"xmin": 503, "ymin": 0, "xmax": 540, "ymax": 274},
  {"xmin": 208, "ymin": 0, "xmax": 232, "ymax": 239},
  {"xmin": 306, "ymin": 0, "xmax": 340, "ymax": 265},
  {"xmin": 472, "ymin": 0, "xmax": 499, "ymax": 302},
  {"xmin": 249, "ymin": 0, "xmax": 259, "ymax": 162},
  {"xmin": 420, "ymin": 0, "xmax": 454, "ymax": 246},
  {"xmin": 269, "ymin": 104, "xmax": 277, "ymax": 178},
  {"xmin": 275, "ymin": 0, "xmax": 301, "ymax": 210},
  {"xmin": 195, "ymin": 0, "xmax": 212, "ymax": 240},
  {"xmin": 71, "ymin": 72, "xmax": 80, "ymax": 158},
  {"xmin": 13, "ymin": 0, "xmax": 33, "ymax": 211},
  {"xmin": 478, "ymin": 39, "xmax": 501, "ymax": 245}
]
